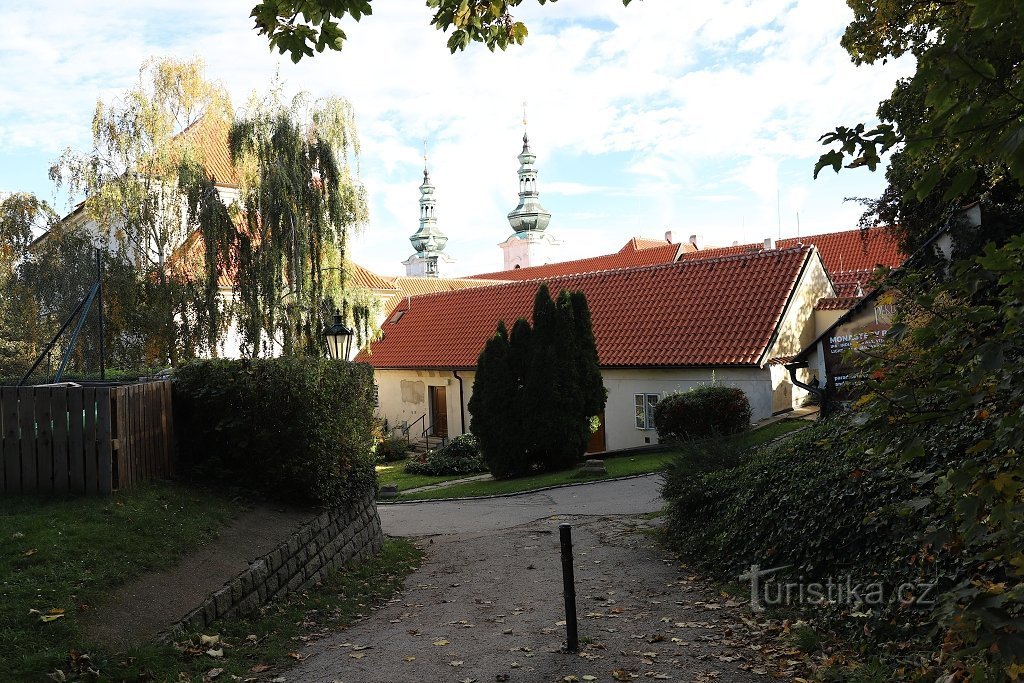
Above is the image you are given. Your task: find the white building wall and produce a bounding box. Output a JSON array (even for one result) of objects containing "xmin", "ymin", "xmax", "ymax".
[{"xmin": 372, "ymin": 365, "xmax": 772, "ymax": 452}]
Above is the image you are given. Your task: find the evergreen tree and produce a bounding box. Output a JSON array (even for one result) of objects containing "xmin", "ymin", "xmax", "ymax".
[
  {"xmin": 469, "ymin": 321, "xmax": 522, "ymax": 478},
  {"xmin": 470, "ymin": 284, "xmax": 606, "ymax": 478}
]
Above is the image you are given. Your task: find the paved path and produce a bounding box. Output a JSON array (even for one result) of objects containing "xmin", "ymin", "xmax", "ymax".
[
  {"xmin": 379, "ymin": 474, "xmax": 665, "ymax": 536},
  {"xmin": 289, "ymin": 476, "xmax": 770, "ymax": 683}
]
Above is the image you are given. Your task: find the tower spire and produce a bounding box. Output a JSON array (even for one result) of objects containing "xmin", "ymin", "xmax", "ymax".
[
  {"xmin": 404, "ymin": 140, "xmax": 450, "ymax": 277},
  {"xmin": 507, "ymin": 105, "xmax": 550, "ymax": 234}
]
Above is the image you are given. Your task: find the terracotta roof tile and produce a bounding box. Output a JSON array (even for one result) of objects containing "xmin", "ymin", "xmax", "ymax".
[
  {"xmin": 815, "ymin": 296, "xmax": 863, "ymax": 311},
  {"xmin": 347, "ymin": 262, "xmax": 398, "ymax": 291},
  {"xmin": 177, "ymin": 117, "xmax": 239, "ymax": 187},
  {"xmin": 390, "ymin": 276, "xmax": 505, "ymax": 297},
  {"xmin": 469, "ymin": 239, "xmax": 681, "ymax": 281},
  {"xmin": 682, "ymin": 227, "xmax": 904, "ymax": 275},
  {"xmin": 360, "ymin": 246, "xmax": 815, "ymax": 369}
]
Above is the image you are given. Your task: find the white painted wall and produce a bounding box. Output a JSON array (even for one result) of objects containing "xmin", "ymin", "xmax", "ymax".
[{"xmin": 372, "ymin": 365, "xmax": 773, "ymax": 452}]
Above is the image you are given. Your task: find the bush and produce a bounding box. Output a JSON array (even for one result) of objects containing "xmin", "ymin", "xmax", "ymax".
[
  {"xmin": 375, "ymin": 434, "xmax": 409, "ymax": 462},
  {"xmin": 173, "ymin": 358, "xmax": 377, "ymax": 505},
  {"xmin": 404, "ymin": 434, "xmax": 488, "ymax": 476},
  {"xmin": 652, "ymin": 385, "xmax": 751, "ymax": 441}
]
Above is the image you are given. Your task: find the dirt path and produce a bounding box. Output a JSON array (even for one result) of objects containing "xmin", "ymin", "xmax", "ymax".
[
  {"xmin": 290, "ymin": 514, "xmax": 768, "ymax": 683},
  {"xmin": 82, "ymin": 506, "xmax": 310, "ymax": 648}
]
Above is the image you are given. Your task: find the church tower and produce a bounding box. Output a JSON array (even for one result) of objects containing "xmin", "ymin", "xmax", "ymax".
[
  {"xmin": 403, "ymin": 154, "xmax": 454, "ymax": 277},
  {"xmin": 499, "ymin": 125, "xmax": 562, "ymax": 270}
]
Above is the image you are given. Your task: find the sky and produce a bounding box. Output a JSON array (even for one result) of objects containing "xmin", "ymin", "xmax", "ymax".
[{"xmin": 0, "ymin": 0, "xmax": 913, "ymax": 278}]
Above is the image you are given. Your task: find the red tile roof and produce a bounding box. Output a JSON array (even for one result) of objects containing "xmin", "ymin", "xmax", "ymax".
[
  {"xmin": 815, "ymin": 296, "xmax": 863, "ymax": 311},
  {"xmin": 177, "ymin": 116, "xmax": 239, "ymax": 187},
  {"xmin": 469, "ymin": 239, "xmax": 683, "ymax": 281},
  {"xmin": 348, "ymin": 262, "xmax": 398, "ymax": 291},
  {"xmin": 682, "ymin": 227, "xmax": 904, "ymax": 275},
  {"xmin": 360, "ymin": 246, "xmax": 816, "ymax": 369},
  {"xmin": 390, "ymin": 276, "xmax": 505, "ymax": 297}
]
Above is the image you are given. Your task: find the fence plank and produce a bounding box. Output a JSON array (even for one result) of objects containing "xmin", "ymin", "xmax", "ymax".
[
  {"xmin": 35, "ymin": 387, "xmax": 54, "ymax": 492},
  {"xmin": 83, "ymin": 387, "xmax": 97, "ymax": 494},
  {"xmin": 18, "ymin": 387, "xmax": 37, "ymax": 492},
  {"xmin": 68, "ymin": 389, "xmax": 85, "ymax": 493},
  {"xmin": 114, "ymin": 387, "xmax": 126, "ymax": 489},
  {"xmin": 139, "ymin": 384, "xmax": 149, "ymax": 482},
  {"xmin": 51, "ymin": 388, "xmax": 69, "ymax": 494},
  {"xmin": 2, "ymin": 388, "xmax": 19, "ymax": 493},
  {"xmin": 162, "ymin": 381, "xmax": 174, "ymax": 477},
  {"xmin": 147, "ymin": 382, "xmax": 158, "ymax": 478},
  {"xmin": 128, "ymin": 385, "xmax": 138, "ymax": 487},
  {"xmin": 96, "ymin": 388, "xmax": 113, "ymax": 495}
]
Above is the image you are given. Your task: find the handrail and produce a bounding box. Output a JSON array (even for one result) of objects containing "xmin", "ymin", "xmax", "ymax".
[{"xmin": 403, "ymin": 414, "xmax": 426, "ymax": 439}]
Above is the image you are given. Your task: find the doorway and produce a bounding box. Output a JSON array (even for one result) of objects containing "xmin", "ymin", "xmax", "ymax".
[
  {"xmin": 586, "ymin": 410, "xmax": 606, "ymax": 453},
  {"xmin": 429, "ymin": 385, "xmax": 448, "ymax": 438}
]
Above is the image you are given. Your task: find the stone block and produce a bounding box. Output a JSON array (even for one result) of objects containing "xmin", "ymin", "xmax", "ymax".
[
  {"xmin": 257, "ymin": 582, "xmax": 268, "ymax": 602},
  {"xmin": 250, "ymin": 558, "xmax": 269, "ymax": 584},
  {"xmin": 230, "ymin": 577, "xmax": 244, "ymax": 603},
  {"xmin": 237, "ymin": 592, "xmax": 261, "ymax": 616},
  {"xmin": 204, "ymin": 598, "xmax": 217, "ymax": 625},
  {"xmin": 213, "ymin": 586, "xmax": 233, "ymax": 618}
]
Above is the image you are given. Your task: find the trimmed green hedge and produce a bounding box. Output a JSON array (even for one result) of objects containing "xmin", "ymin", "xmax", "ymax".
[
  {"xmin": 653, "ymin": 385, "xmax": 751, "ymax": 441},
  {"xmin": 173, "ymin": 358, "xmax": 377, "ymax": 505}
]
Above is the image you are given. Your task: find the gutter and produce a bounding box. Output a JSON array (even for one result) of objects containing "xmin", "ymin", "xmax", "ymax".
[
  {"xmin": 453, "ymin": 369, "xmax": 467, "ymax": 435},
  {"xmin": 784, "ymin": 359, "xmax": 828, "ymax": 418}
]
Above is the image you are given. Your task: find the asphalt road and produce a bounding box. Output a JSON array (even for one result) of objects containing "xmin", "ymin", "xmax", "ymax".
[{"xmin": 377, "ymin": 474, "xmax": 666, "ymax": 536}]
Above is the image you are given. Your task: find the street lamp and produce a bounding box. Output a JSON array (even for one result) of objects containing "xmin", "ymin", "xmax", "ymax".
[{"xmin": 323, "ymin": 309, "xmax": 354, "ymax": 360}]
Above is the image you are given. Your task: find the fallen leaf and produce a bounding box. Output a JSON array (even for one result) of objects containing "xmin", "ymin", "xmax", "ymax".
[
  {"xmin": 349, "ymin": 653, "xmax": 365, "ymax": 659},
  {"xmin": 40, "ymin": 609, "xmax": 65, "ymax": 623},
  {"xmin": 204, "ymin": 668, "xmax": 223, "ymax": 681},
  {"xmin": 200, "ymin": 635, "xmax": 220, "ymax": 646},
  {"xmin": 403, "ymin": 656, "xmax": 416, "ymax": 662},
  {"xmin": 433, "ymin": 639, "xmax": 450, "ymax": 646},
  {"xmin": 289, "ymin": 652, "xmax": 307, "ymax": 661},
  {"xmin": 23, "ymin": 548, "xmax": 37, "ymax": 556},
  {"xmin": 250, "ymin": 664, "xmax": 272, "ymax": 673},
  {"xmin": 450, "ymin": 660, "xmax": 464, "ymax": 667},
  {"xmin": 206, "ymin": 648, "xmax": 223, "ymax": 658}
]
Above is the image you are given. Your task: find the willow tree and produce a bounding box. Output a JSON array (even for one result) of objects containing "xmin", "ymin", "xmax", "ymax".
[
  {"xmin": 52, "ymin": 56, "xmax": 233, "ymax": 365},
  {"xmin": 188, "ymin": 92, "xmax": 368, "ymax": 358},
  {"xmin": 0, "ymin": 194, "xmax": 56, "ymax": 375}
]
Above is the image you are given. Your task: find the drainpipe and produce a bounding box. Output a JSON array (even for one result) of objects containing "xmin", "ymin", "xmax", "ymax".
[
  {"xmin": 453, "ymin": 369, "xmax": 466, "ymax": 435},
  {"xmin": 784, "ymin": 360, "xmax": 828, "ymax": 418}
]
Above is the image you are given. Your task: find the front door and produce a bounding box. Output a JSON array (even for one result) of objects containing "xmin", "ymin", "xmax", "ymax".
[{"xmin": 430, "ymin": 386, "xmax": 448, "ymax": 438}]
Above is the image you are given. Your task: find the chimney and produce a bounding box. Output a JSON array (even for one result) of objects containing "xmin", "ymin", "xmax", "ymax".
[
  {"xmin": 764, "ymin": 237, "xmax": 775, "ymax": 251},
  {"xmin": 689, "ymin": 234, "xmax": 701, "ymax": 250},
  {"xmin": 664, "ymin": 230, "xmax": 673, "ymax": 244}
]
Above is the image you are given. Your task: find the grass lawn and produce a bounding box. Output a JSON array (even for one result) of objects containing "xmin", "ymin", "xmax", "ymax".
[
  {"xmin": 0, "ymin": 482, "xmax": 424, "ymax": 681},
  {"xmin": 375, "ymin": 457, "xmax": 480, "ymax": 491},
  {"xmin": 0, "ymin": 482, "xmax": 238, "ymax": 680},
  {"xmin": 106, "ymin": 539, "xmax": 423, "ymax": 681},
  {"xmin": 396, "ymin": 417, "xmax": 810, "ymax": 501}
]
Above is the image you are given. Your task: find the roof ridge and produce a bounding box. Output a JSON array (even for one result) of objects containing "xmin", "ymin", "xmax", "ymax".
[{"xmin": 397, "ymin": 245, "xmax": 812, "ymax": 306}]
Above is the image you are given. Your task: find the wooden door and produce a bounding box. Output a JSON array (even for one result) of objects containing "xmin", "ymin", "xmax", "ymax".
[
  {"xmin": 586, "ymin": 411, "xmax": 606, "ymax": 453},
  {"xmin": 430, "ymin": 386, "xmax": 448, "ymax": 437}
]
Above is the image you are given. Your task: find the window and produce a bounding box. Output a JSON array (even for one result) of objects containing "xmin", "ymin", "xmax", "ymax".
[
  {"xmin": 372, "ymin": 384, "xmax": 380, "ymax": 407},
  {"xmin": 634, "ymin": 393, "xmax": 659, "ymax": 430}
]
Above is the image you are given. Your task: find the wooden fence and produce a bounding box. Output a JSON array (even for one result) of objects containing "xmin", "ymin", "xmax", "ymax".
[{"xmin": 0, "ymin": 380, "xmax": 174, "ymax": 495}]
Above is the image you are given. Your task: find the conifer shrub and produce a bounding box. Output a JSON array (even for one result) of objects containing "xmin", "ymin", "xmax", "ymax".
[
  {"xmin": 173, "ymin": 358, "xmax": 377, "ymax": 505},
  {"xmin": 652, "ymin": 385, "xmax": 751, "ymax": 441},
  {"xmin": 470, "ymin": 285, "xmax": 607, "ymax": 478},
  {"xmin": 404, "ymin": 434, "xmax": 487, "ymax": 476}
]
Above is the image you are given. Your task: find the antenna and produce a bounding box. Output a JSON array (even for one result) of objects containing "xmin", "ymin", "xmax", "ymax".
[
  {"xmin": 422, "ymin": 138, "xmax": 428, "ymax": 170},
  {"xmin": 796, "ymin": 212, "xmax": 800, "ymax": 238},
  {"xmin": 776, "ymin": 189, "xmax": 782, "ymax": 239},
  {"xmin": 522, "ymin": 99, "xmax": 528, "ymax": 130}
]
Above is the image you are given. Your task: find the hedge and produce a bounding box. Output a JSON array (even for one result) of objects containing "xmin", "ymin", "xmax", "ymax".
[
  {"xmin": 405, "ymin": 434, "xmax": 487, "ymax": 476},
  {"xmin": 173, "ymin": 358, "xmax": 377, "ymax": 505},
  {"xmin": 652, "ymin": 385, "xmax": 751, "ymax": 441}
]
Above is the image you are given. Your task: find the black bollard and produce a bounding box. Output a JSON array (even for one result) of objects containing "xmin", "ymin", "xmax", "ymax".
[{"xmin": 559, "ymin": 523, "xmax": 579, "ymax": 653}]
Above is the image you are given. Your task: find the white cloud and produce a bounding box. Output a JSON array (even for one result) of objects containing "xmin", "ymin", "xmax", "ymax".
[{"xmin": 0, "ymin": 0, "xmax": 914, "ymax": 274}]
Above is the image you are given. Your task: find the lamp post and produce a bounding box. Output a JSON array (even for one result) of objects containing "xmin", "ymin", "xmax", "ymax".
[{"xmin": 323, "ymin": 309, "xmax": 355, "ymax": 360}]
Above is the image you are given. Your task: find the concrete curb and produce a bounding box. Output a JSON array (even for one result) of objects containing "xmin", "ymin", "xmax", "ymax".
[{"xmin": 378, "ymin": 471, "xmax": 662, "ymax": 505}]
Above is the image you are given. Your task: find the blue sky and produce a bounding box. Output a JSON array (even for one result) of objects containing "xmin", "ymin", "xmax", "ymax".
[{"xmin": 0, "ymin": 0, "xmax": 912, "ymax": 277}]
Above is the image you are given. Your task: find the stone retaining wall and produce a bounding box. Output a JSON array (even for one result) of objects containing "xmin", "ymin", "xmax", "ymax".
[{"xmin": 164, "ymin": 491, "xmax": 383, "ymax": 640}]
